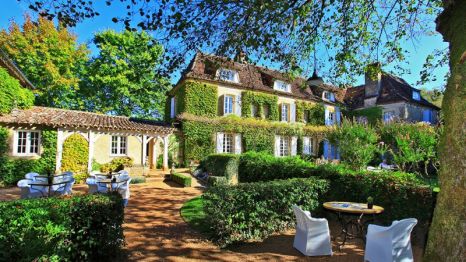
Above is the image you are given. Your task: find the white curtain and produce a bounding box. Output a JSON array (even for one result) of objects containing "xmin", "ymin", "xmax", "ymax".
[
  {"xmin": 234, "ymin": 134, "xmax": 242, "ymax": 154},
  {"xmin": 274, "ymin": 135, "xmax": 281, "ymax": 157}
]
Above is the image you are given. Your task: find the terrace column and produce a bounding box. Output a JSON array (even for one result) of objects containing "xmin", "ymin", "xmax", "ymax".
[
  {"xmin": 142, "ymin": 135, "xmax": 147, "ymax": 167},
  {"xmin": 152, "ymin": 138, "xmax": 158, "ymax": 170},
  {"xmin": 87, "ymin": 131, "xmax": 95, "ymax": 174},
  {"xmin": 162, "ymin": 135, "xmax": 169, "ymax": 171},
  {"xmin": 55, "ymin": 129, "xmax": 64, "ymax": 173}
]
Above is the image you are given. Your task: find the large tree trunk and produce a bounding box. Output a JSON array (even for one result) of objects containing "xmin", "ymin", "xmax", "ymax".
[{"xmin": 424, "ymin": 1, "xmax": 466, "ymax": 261}]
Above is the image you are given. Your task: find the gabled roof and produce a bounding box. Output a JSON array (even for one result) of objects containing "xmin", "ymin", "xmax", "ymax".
[
  {"xmin": 176, "ymin": 52, "xmax": 341, "ymax": 104},
  {"xmin": 344, "ymin": 73, "xmax": 440, "ymax": 110},
  {"xmin": 0, "ymin": 50, "xmax": 35, "ymax": 90},
  {"xmin": 0, "ymin": 107, "xmax": 176, "ymax": 135}
]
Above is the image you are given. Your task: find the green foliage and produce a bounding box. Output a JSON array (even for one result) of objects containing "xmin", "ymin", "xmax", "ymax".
[
  {"xmin": 0, "ymin": 193, "xmax": 124, "ymax": 261},
  {"xmin": 81, "ymin": 30, "xmax": 170, "ymax": 119},
  {"xmin": 421, "ymin": 88, "xmax": 443, "ymax": 108},
  {"xmin": 174, "ymin": 81, "xmax": 218, "ymax": 117},
  {"xmin": 327, "ymin": 121, "xmax": 379, "ymax": 169},
  {"xmin": 346, "ymin": 106, "xmax": 383, "ymax": 125},
  {"xmin": 296, "ymin": 101, "xmax": 325, "ymax": 125},
  {"xmin": 180, "ymin": 196, "xmax": 210, "ymax": 234},
  {"xmin": 207, "ymin": 176, "xmax": 229, "ymax": 187},
  {"xmin": 99, "ymin": 157, "xmax": 134, "ymax": 173},
  {"xmin": 238, "ymin": 151, "xmax": 315, "ymax": 182},
  {"xmin": 61, "ymin": 134, "xmax": 88, "ymax": 182},
  {"xmin": 0, "ymin": 67, "xmax": 34, "ymax": 114},
  {"xmin": 172, "ymin": 173, "xmax": 192, "ymax": 187},
  {"xmin": 0, "ymin": 127, "xmax": 8, "ymax": 155},
  {"xmin": 130, "ymin": 176, "xmax": 146, "ymax": 184},
  {"xmin": 203, "ymin": 177, "xmax": 329, "ymax": 247},
  {"xmin": 241, "ymin": 91, "xmax": 279, "ymax": 120},
  {"xmin": 200, "ymin": 154, "xmax": 239, "ymax": 181},
  {"xmin": 0, "ymin": 16, "xmax": 89, "ymax": 108}
]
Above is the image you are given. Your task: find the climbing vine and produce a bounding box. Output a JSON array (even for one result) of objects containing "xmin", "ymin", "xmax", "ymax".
[
  {"xmin": 241, "ymin": 91, "xmax": 279, "ymax": 121},
  {"xmin": 61, "ymin": 134, "xmax": 89, "ymax": 182},
  {"xmin": 346, "ymin": 106, "xmax": 383, "ymax": 125}
]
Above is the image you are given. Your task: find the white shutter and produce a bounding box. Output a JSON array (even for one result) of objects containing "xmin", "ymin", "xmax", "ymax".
[
  {"xmin": 216, "ymin": 133, "xmax": 224, "ymax": 153},
  {"xmin": 234, "ymin": 134, "xmax": 242, "ymax": 154},
  {"xmin": 291, "ymin": 136, "xmax": 298, "ymax": 156},
  {"xmin": 170, "ymin": 97, "xmax": 175, "ymax": 118},
  {"xmin": 290, "ymin": 103, "xmax": 296, "ymax": 123},
  {"xmin": 274, "ymin": 135, "xmax": 281, "ymax": 157},
  {"xmin": 335, "ymin": 106, "xmax": 341, "ymax": 125},
  {"xmin": 235, "ymin": 94, "xmax": 242, "ymax": 116},
  {"xmin": 303, "ymin": 137, "xmax": 310, "ymax": 155},
  {"xmin": 324, "ymin": 105, "xmax": 330, "ymax": 126}
]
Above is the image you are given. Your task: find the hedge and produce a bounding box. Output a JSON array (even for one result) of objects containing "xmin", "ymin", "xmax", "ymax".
[
  {"xmin": 203, "ymin": 177, "xmax": 329, "ymax": 247},
  {"xmin": 0, "ymin": 193, "xmax": 124, "ymax": 261},
  {"xmin": 200, "ymin": 154, "xmax": 239, "ymax": 182},
  {"xmin": 61, "ymin": 134, "xmax": 89, "ymax": 183},
  {"xmin": 172, "ymin": 173, "xmax": 192, "ymax": 187}
]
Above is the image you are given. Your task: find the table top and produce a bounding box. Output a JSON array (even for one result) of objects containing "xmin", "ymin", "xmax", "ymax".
[{"xmin": 323, "ymin": 201, "xmax": 384, "ymax": 215}]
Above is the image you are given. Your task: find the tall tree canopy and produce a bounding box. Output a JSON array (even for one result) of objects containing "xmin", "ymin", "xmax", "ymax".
[
  {"xmin": 0, "ymin": 16, "xmax": 89, "ymax": 108},
  {"xmin": 80, "ymin": 30, "xmax": 170, "ymax": 119}
]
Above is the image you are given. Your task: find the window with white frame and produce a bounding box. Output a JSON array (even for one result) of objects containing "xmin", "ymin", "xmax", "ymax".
[
  {"xmin": 111, "ymin": 136, "xmax": 127, "ymax": 155},
  {"xmin": 224, "ymin": 95, "xmax": 234, "ymax": 115},
  {"xmin": 303, "ymin": 137, "xmax": 313, "ymax": 155},
  {"xmin": 274, "ymin": 80, "xmax": 291, "ymax": 92},
  {"xmin": 412, "ymin": 90, "xmax": 420, "ymax": 101},
  {"xmin": 15, "ymin": 131, "xmax": 40, "ymax": 155},
  {"xmin": 281, "ymin": 103, "xmax": 290, "ymax": 122},
  {"xmin": 279, "ymin": 136, "xmax": 290, "ymax": 156},
  {"xmin": 217, "ymin": 68, "xmax": 239, "ymax": 83},
  {"xmin": 222, "ymin": 133, "xmax": 234, "ymax": 153},
  {"xmin": 323, "ymin": 91, "xmax": 335, "ymax": 102},
  {"xmin": 383, "ymin": 111, "xmax": 395, "ymax": 123},
  {"xmin": 328, "ymin": 111, "xmax": 335, "ymax": 124}
]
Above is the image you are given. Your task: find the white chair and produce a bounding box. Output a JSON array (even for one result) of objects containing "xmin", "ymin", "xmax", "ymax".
[
  {"xmin": 117, "ymin": 178, "xmax": 132, "ymax": 207},
  {"xmin": 95, "ymin": 176, "xmax": 109, "ymax": 193},
  {"xmin": 117, "ymin": 170, "xmax": 129, "ymax": 176},
  {"xmin": 17, "ymin": 179, "xmax": 33, "ymax": 199},
  {"xmin": 86, "ymin": 178, "xmax": 98, "ymax": 194},
  {"xmin": 364, "ymin": 218, "xmax": 418, "ymax": 262},
  {"xmin": 64, "ymin": 178, "xmax": 75, "ymax": 195},
  {"xmin": 292, "ymin": 205, "xmax": 333, "ymax": 256},
  {"xmin": 25, "ymin": 172, "xmax": 40, "ymax": 181}
]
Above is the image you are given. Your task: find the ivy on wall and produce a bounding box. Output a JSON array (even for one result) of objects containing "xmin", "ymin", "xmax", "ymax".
[
  {"xmin": 0, "ymin": 67, "xmax": 35, "ymax": 114},
  {"xmin": 296, "ymin": 101, "xmax": 326, "ymax": 125},
  {"xmin": 175, "ymin": 80, "xmax": 218, "ymax": 117},
  {"xmin": 346, "ymin": 106, "xmax": 383, "ymax": 125},
  {"xmin": 61, "ymin": 134, "xmax": 89, "ymax": 179},
  {"xmin": 241, "ymin": 91, "xmax": 279, "ymax": 121},
  {"xmin": 180, "ymin": 113, "xmax": 331, "ymax": 161}
]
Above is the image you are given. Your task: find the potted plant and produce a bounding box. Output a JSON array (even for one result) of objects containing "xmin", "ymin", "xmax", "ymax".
[{"xmin": 367, "ymin": 196, "xmax": 374, "ymax": 209}]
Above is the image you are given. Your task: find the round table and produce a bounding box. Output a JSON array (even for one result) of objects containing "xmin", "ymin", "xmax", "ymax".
[
  {"xmin": 323, "ymin": 201, "xmax": 384, "ymax": 249},
  {"xmin": 29, "ymin": 180, "xmax": 71, "ymax": 197}
]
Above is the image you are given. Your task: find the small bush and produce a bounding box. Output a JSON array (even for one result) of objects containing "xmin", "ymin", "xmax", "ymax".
[
  {"xmin": 100, "ymin": 157, "xmax": 134, "ymax": 173},
  {"xmin": 172, "ymin": 173, "xmax": 192, "ymax": 187},
  {"xmin": 130, "ymin": 176, "xmax": 146, "ymax": 184},
  {"xmin": 203, "ymin": 178, "xmax": 329, "ymax": 247},
  {"xmin": 61, "ymin": 134, "xmax": 88, "ymax": 177},
  {"xmin": 200, "ymin": 154, "xmax": 239, "ymax": 182},
  {"xmin": 0, "ymin": 193, "xmax": 124, "ymax": 261},
  {"xmin": 207, "ymin": 176, "xmax": 228, "ymax": 187}
]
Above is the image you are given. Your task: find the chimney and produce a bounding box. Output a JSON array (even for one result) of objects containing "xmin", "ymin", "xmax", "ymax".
[
  {"xmin": 364, "ymin": 63, "xmax": 382, "ymax": 97},
  {"xmin": 307, "ymin": 69, "xmax": 324, "ymax": 86},
  {"xmin": 234, "ymin": 50, "xmax": 248, "ymax": 64}
]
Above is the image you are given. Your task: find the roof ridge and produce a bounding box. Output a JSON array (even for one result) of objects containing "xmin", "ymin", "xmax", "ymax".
[{"xmin": 32, "ymin": 106, "xmax": 131, "ymax": 119}]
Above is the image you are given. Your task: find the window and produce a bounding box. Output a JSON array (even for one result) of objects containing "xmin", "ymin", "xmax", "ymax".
[
  {"xmin": 170, "ymin": 97, "xmax": 176, "ymax": 118},
  {"xmin": 303, "ymin": 110, "xmax": 309, "ymax": 123},
  {"xmin": 222, "ymin": 133, "xmax": 234, "ymax": 153},
  {"xmin": 383, "ymin": 111, "xmax": 395, "ymax": 123},
  {"xmin": 412, "ymin": 90, "xmax": 420, "ymax": 101},
  {"xmin": 217, "ymin": 68, "xmax": 239, "ymax": 83},
  {"xmin": 323, "ymin": 91, "xmax": 335, "ymax": 102},
  {"xmin": 224, "ymin": 95, "xmax": 234, "ymax": 115},
  {"xmin": 281, "ymin": 103, "xmax": 290, "ymax": 122},
  {"xmin": 251, "ymin": 103, "xmax": 258, "ymax": 117},
  {"xmin": 274, "ymin": 80, "xmax": 291, "ymax": 92},
  {"xmin": 303, "ymin": 137, "xmax": 313, "ymax": 155},
  {"xmin": 263, "ymin": 104, "xmax": 270, "ymax": 119},
  {"xmin": 279, "ymin": 136, "xmax": 290, "ymax": 157},
  {"xmin": 328, "ymin": 112, "xmax": 335, "ymax": 124},
  {"xmin": 15, "ymin": 131, "xmax": 40, "ymax": 155},
  {"xmin": 111, "ymin": 136, "xmax": 127, "ymax": 155}
]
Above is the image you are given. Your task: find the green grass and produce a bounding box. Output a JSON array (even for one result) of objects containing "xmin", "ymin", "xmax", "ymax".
[
  {"xmin": 180, "ymin": 196, "xmax": 211, "ymax": 235},
  {"xmin": 130, "ymin": 176, "xmax": 146, "ymax": 184}
]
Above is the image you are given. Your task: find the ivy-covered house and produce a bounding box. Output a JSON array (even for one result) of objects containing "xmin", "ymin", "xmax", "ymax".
[
  {"xmin": 343, "ymin": 71, "xmax": 440, "ymax": 124},
  {"xmin": 166, "ymin": 52, "xmax": 342, "ymax": 164}
]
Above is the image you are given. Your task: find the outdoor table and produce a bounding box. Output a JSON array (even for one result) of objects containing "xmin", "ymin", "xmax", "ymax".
[
  {"xmin": 323, "ymin": 201, "xmax": 384, "ymax": 249},
  {"xmin": 96, "ymin": 178, "xmax": 129, "ymax": 191},
  {"xmin": 28, "ymin": 180, "xmax": 71, "ymax": 197}
]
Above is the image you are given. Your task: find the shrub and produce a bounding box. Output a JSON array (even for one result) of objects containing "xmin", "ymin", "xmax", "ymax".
[
  {"xmin": 238, "ymin": 151, "xmax": 316, "ymax": 182},
  {"xmin": 203, "ymin": 178, "xmax": 329, "ymax": 247},
  {"xmin": 172, "ymin": 173, "xmax": 192, "ymax": 187},
  {"xmin": 100, "ymin": 157, "xmax": 134, "ymax": 173},
  {"xmin": 0, "ymin": 193, "xmax": 124, "ymax": 261},
  {"xmin": 200, "ymin": 154, "xmax": 239, "ymax": 182},
  {"xmin": 130, "ymin": 176, "xmax": 146, "ymax": 184},
  {"xmin": 207, "ymin": 176, "xmax": 228, "ymax": 187},
  {"xmin": 61, "ymin": 134, "xmax": 88, "ymax": 178}
]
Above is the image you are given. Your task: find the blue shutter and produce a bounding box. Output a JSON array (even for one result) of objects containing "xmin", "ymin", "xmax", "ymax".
[{"xmin": 323, "ymin": 141, "xmax": 329, "ymax": 159}]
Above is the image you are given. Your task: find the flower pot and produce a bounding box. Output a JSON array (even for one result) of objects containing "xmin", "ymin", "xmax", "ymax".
[{"xmin": 368, "ymin": 203, "xmax": 373, "ymax": 209}]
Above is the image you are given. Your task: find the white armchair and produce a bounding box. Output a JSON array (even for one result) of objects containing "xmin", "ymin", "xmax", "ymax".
[
  {"xmin": 25, "ymin": 172, "xmax": 39, "ymax": 181},
  {"xmin": 86, "ymin": 178, "xmax": 99, "ymax": 194},
  {"xmin": 292, "ymin": 205, "xmax": 333, "ymax": 256},
  {"xmin": 117, "ymin": 178, "xmax": 132, "ymax": 207},
  {"xmin": 364, "ymin": 218, "xmax": 418, "ymax": 262}
]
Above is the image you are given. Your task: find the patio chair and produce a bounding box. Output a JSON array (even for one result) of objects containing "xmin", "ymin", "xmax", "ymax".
[
  {"xmin": 364, "ymin": 218, "xmax": 418, "ymax": 262},
  {"xmin": 25, "ymin": 172, "xmax": 40, "ymax": 181},
  {"xmin": 117, "ymin": 178, "xmax": 132, "ymax": 207},
  {"xmin": 86, "ymin": 178, "xmax": 98, "ymax": 194},
  {"xmin": 292, "ymin": 205, "xmax": 332, "ymax": 257},
  {"xmin": 17, "ymin": 179, "xmax": 34, "ymax": 199},
  {"xmin": 29, "ymin": 183, "xmax": 49, "ymax": 198},
  {"xmin": 35, "ymin": 176, "xmax": 48, "ymax": 182},
  {"xmin": 117, "ymin": 170, "xmax": 129, "ymax": 176}
]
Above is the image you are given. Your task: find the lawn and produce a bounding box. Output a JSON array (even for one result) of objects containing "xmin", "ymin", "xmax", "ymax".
[{"xmin": 180, "ymin": 196, "xmax": 211, "ymax": 235}]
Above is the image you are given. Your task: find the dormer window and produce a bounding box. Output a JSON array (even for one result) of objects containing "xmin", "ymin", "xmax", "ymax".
[
  {"xmin": 412, "ymin": 90, "xmax": 420, "ymax": 101},
  {"xmin": 274, "ymin": 80, "xmax": 291, "ymax": 93},
  {"xmin": 323, "ymin": 91, "xmax": 335, "ymax": 102},
  {"xmin": 217, "ymin": 68, "xmax": 239, "ymax": 83}
]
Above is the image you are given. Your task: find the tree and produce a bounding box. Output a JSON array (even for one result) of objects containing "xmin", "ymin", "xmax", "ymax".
[
  {"xmin": 421, "ymin": 88, "xmax": 444, "ymax": 108},
  {"xmin": 22, "ymin": 0, "xmax": 466, "ymax": 259},
  {"xmin": 80, "ymin": 30, "xmax": 170, "ymax": 119},
  {"xmin": 0, "ymin": 16, "xmax": 89, "ymax": 108},
  {"xmin": 0, "ymin": 67, "xmax": 35, "ymax": 114}
]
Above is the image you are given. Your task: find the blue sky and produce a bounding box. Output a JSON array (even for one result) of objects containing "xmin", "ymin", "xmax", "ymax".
[{"xmin": 1, "ymin": 0, "xmax": 449, "ymax": 90}]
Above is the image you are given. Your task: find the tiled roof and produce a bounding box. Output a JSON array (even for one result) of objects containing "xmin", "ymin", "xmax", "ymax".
[
  {"xmin": 344, "ymin": 74, "xmax": 440, "ymax": 110},
  {"xmin": 177, "ymin": 52, "xmax": 341, "ymax": 104},
  {"xmin": 0, "ymin": 50, "xmax": 35, "ymax": 90},
  {"xmin": 0, "ymin": 107, "xmax": 176, "ymax": 134}
]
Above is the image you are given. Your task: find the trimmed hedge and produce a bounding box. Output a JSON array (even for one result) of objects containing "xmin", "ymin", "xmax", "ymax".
[
  {"xmin": 207, "ymin": 176, "xmax": 228, "ymax": 186},
  {"xmin": 203, "ymin": 177, "xmax": 329, "ymax": 247},
  {"xmin": 200, "ymin": 154, "xmax": 239, "ymax": 182},
  {"xmin": 0, "ymin": 193, "xmax": 124, "ymax": 261},
  {"xmin": 173, "ymin": 173, "xmax": 192, "ymax": 187}
]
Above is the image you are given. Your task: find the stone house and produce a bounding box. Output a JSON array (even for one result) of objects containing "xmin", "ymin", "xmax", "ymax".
[{"xmin": 343, "ymin": 72, "xmax": 440, "ymax": 124}]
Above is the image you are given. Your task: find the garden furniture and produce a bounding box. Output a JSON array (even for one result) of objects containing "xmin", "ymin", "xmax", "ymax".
[
  {"xmin": 86, "ymin": 178, "xmax": 99, "ymax": 193},
  {"xmin": 323, "ymin": 201, "xmax": 384, "ymax": 249},
  {"xmin": 17, "ymin": 179, "xmax": 39, "ymax": 199},
  {"xmin": 364, "ymin": 218, "xmax": 417, "ymax": 262},
  {"xmin": 25, "ymin": 172, "xmax": 40, "ymax": 181},
  {"xmin": 292, "ymin": 205, "xmax": 333, "ymax": 256},
  {"xmin": 117, "ymin": 170, "xmax": 129, "ymax": 176},
  {"xmin": 117, "ymin": 177, "xmax": 132, "ymax": 207}
]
